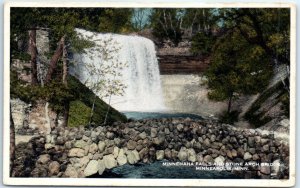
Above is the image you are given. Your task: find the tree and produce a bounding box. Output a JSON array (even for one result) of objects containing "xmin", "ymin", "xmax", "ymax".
[
  {"xmin": 205, "ymin": 29, "xmax": 273, "ymax": 115},
  {"xmin": 218, "ymin": 8, "xmax": 290, "ymax": 91},
  {"xmin": 72, "ymin": 33, "xmax": 127, "ymax": 125},
  {"xmin": 132, "ymin": 8, "xmax": 152, "ymax": 31}
]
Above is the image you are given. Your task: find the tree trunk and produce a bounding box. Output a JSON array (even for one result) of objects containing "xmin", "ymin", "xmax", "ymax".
[
  {"xmin": 45, "ymin": 36, "xmax": 65, "ymax": 84},
  {"xmin": 28, "ymin": 30, "xmax": 38, "ymax": 85},
  {"xmin": 10, "ymin": 105, "xmax": 15, "ymax": 177},
  {"xmin": 88, "ymin": 94, "xmax": 97, "ymax": 127},
  {"xmin": 227, "ymin": 93, "xmax": 233, "ymax": 114},
  {"xmin": 104, "ymin": 92, "xmax": 113, "ymax": 125},
  {"xmin": 62, "ymin": 38, "xmax": 68, "ymax": 86}
]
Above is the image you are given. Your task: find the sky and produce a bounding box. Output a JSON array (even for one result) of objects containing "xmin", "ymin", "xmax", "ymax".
[{"xmin": 0, "ymin": 0, "xmax": 299, "ymax": 187}]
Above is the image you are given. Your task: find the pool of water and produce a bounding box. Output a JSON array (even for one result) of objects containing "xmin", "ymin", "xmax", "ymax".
[
  {"xmin": 89, "ymin": 160, "xmax": 241, "ymax": 179},
  {"xmin": 123, "ymin": 111, "xmax": 203, "ymax": 120}
]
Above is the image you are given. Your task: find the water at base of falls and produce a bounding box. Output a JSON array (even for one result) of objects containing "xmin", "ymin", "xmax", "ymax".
[
  {"xmin": 72, "ymin": 29, "xmax": 166, "ymax": 112},
  {"xmin": 88, "ymin": 160, "xmax": 241, "ymax": 179}
]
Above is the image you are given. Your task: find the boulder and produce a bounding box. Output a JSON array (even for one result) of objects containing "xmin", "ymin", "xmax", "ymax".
[
  {"xmin": 178, "ymin": 147, "xmax": 188, "ymax": 161},
  {"xmin": 74, "ymin": 140, "xmax": 88, "ymax": 149},
  {"xmin": 84, "ymin": 160, "xmax": 99, "ymax": 177},
  {"xmin": 89, "ymin": 143, "xmax": 99, "ymax": 154},
  {"xmin": 79, "ymin": 156, "xmax": 90, "ymax": 168},
  {"xmin": 244, "ymin": 152, "xmax": 252, "ymax": 161},
  {"xmin": 103, "ymin": 154, "xmax": 117, "ymax": 169},
  {"xmin": 49, "ymin": 161, "xmax": 60, "ymax": 176},
  {"xmin": 98, "ymin": 160, "xmax": 106, "ymax": 175},
  {"xmin": 68, "ymin": 148, "xmax": 85, "ymax": 157},
  {"xmin": 37, "ymin": 154, "xmax": 51, "ymax": 164},
  {"xmin": 127, "ymin": 150, "xmax": 140, "ymax": 164},
  {"xmin": 127, "ymin": 140, "xmax": 137, "ymax": 150},
  {"xmin": 187, "ymin": 148, "xmax": 196, "ymax": 162},
  {"xmin": 203, "ymin": 155, "xmax": 214, "ymax": 164},
  {"xmin": 139, "ymin": 132, "xmax": 147, "ymax": 139},
  {"xmin": 150, "ymin": 128, "xmax": 158, "ymax": 137},
  {"xmin": 214, "ymin": 156, "xmax": 225, "ymax": 165},
  {"xmin": 260, "ymin": 165, "xmax": 271, "ymax": 175},
  {"xmin": 113, "ymin": 147, "xmax": 119, "ymax": 158},
  {"xmin": 177, "ymin": 124, "xmax": 184, "ymax": 132},
  {"xmin": 156, "ymin": 150, "xmax": 165, "ymax": 160},
  {"xmin": 117, "ymin": 149, "xmax": 127, "ymax": 165},
  {"xmin": 98, "ymin": 141, "xmax": 106, "ymax": 152},
  {"xmin": 64, "ymin": 166, "xmax": 78, "ymax": 178}
]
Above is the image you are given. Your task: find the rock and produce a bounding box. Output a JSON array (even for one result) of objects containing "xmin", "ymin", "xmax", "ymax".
[
  {"xmin": 127, "ymin": 140, "xmax": 137, "ymax": 150},
  {"xmin": 164, "ymin": 148, "xmax": 172, "ymax": 159},
  {"xmin": 237, "ymin": 148, "xmax": 245, "ymax": 158},
  {"xmin": 89, "ymin": 143, "xmax": 98, "ymax": 154},
  {"xmin": 139, "ymin": 132, "xmax": 147, "ymax": 139},
  {"xmin": 178, "ymin": 147, "xmax": 188, "ymax": 161},
  {"xmin": 244, "ymin": 152, "xmax": 252, "ymax": 161},
  {"xmin": 248, "ymin": 148, "xmax": 256, "ymax": 155},
  {"xmin": 80, "ymin": 156, "xmax": 90, "ymax": 168},
  {"xmin": 93, "ymin": 153, "xmax": 103, "ymax": 160},
  {"xmin": 127, "ymin": 150, "xmax": 140, "ymax": 164},
  {"xmin": 203, "ymin": 138, "xmax": 210, "ymax": 148},
  {"xmin": 68, "ymin": 148, "xmax": 85, "ymax": 157},
  {"xmin": 103, "ymin": 154, "xmax": 117, "ymax": 169},
  {"xmin": 260, "ymin": 165, "xmax": 271, "ymax": 175},
  {"xmin": 231, "ymin": 149, "xmax": 237, "ymax": 158},
  {"xmin": 113, "ymin": 147, "xmax": 119, "ymax": 158},
  {"xmin": 37, "ymin": 154, "xmax": 51, "ymax": 164},
  {"xmin": 117, "ymin": 149, "xmax": 127, "ymax": 165},
  {"xmin": 156, "ymin": 150, "xmax": 165, "ymax": 160},
  {"xmin": 74, "ymin": 140, "xmax": 88, "ymax": 149},
  {"xmin": 248, "ymin": 137, "xmax": 255, "ymax": 147},
  {"xmin": 84, "ymin": 145, "xmax": 90, "ymax": 156},
  {"xmin": 203, "ymin": 155, "xmax": 214, "ymax": 164},
  {"xmin": 252, "ymin": 154, "xmax": 260, "ymax": 161},
  {"xmin": 84, "ymin": 160, "xmax": 99, "ymax": 177},
  {"xmin": 196, "ymin": 153, "xmax": 204, "ymax": 162},
  {"xmin": 187, "ymin": 148, "xmax": 196, "ymax": 162},
  {"xmin": 177, "ymin": 124, "xmax": 184, "ymax": 132},
  {"xmin": 98, "ymin": 141, "xmax": 106, "ymax": 152},
  {"xmin": 214, "ymin": 156, "xmax": 225, "ymax": 165},
  {"xmin": 193, "ymin": 142, "xmax": 202, "ymax": 151},
  {"xmin": 262, "ymin": 144, "xmax": 270, "ymax": 152},
  {"xmin": 150, "ymin": 128, "xmax": 158, "ymax": 137},
  {"xmin": 210, "ymin": 135, "xmax": 216, "ymax": 142},
  {"xmin": 64, "ymin": 166, "xmax": 78, "ymax": 178},
  {"xmin": 271, "ymin": 159, "xmax": 281, "ymax": 176},
  {"xmin": 139, "ymin": 148, "xmax": 149, "ymax": 159},
  {"xmin": 49, "ymin": 161, "xmax": 60, "ymax": 176},
  {"xmin": 226, "ymin": 150, "xmax": 233, "ymax": 159},
  {"xmin": 106, "ymin": 132, "xmax": 115, "ymax": 139},
  {"xmin": 98, "ymin": 160, "xmax": 106, "ymax": 175},
  {"xmin": 254, "ymin": 136, "xmax": 261, "ymax": 143},
  {"xmin": 153, "ymin": 136, "xmax": 165, "ymax": 146}
]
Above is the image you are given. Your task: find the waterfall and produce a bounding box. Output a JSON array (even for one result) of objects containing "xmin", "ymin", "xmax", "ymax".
[{"xmin": 71, "ymin": 29, "xmax": 166, "ymax": 112}]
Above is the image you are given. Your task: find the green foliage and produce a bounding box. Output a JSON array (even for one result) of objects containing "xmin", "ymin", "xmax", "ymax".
[
  {"xmin": 191, "ymin": 32, "xmax": 216, "ymax": 57},
  {"xmin": 205, "ymin": 29, "xmax": 273, "ymax": 113},
  {"xmin": 67, "ymin": 76, "xmax": 127, "ymax": 125},
  {"xmin": 68, "ymin": 100, "xmax": 91, "ymax": 127}
]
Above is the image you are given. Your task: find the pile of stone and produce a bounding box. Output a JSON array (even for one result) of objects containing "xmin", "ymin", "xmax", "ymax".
[{"xmin": 13, "ymin": 118, "xmax": 289, "ymax": 179}]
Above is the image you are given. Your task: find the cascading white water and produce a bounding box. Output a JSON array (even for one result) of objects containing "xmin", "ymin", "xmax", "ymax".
[{"xmin": 72, "ymin": 29, "xmax": 166, "ymax": 112}]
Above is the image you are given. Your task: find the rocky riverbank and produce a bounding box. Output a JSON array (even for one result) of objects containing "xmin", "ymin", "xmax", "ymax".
[{"xmin": 12, "ymin": 118, "xmax": 289, "ymax": 179}]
